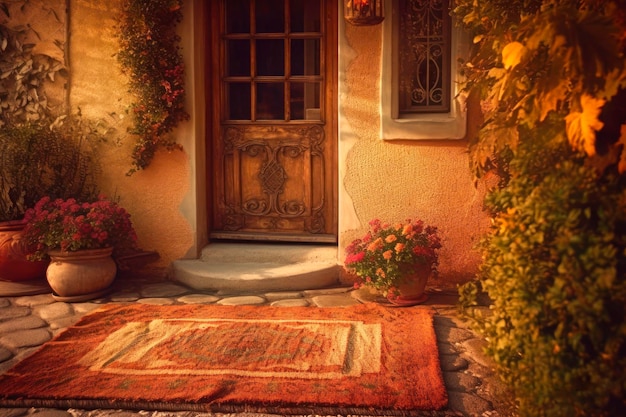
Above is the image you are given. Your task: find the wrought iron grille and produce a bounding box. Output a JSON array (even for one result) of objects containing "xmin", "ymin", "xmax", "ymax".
[{"xmin": 398, "ymin": 0, "xmax": 451, "ymax": 113}]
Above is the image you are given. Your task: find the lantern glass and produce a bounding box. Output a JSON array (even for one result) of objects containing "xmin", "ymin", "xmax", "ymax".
[{"xmin": 344, "ymin": 0, "xmax": 384, "ymax": 26}]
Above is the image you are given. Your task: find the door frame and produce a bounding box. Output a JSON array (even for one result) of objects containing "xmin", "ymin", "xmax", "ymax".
[{"xmin": 205, "ymin": 0, "xmax": 338, "ymax": 244}]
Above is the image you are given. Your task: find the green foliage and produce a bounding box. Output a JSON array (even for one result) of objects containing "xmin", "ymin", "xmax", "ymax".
[
  {"xmin": 116, "ymin": 0, "xmax": 189, "ymax": 173},
  {"xmin": 454, "ymin": 1, "xmax": 626, "ymax": 416},
  {"xmin": 0, "ymin": 117, "xmax": 101, "ymax": 222},
  {"xmin": 453, "ymin": 0, "xmax": 626, "ymax": 179},
  {"xmin": 0, "ymin": 1, "xmax": 66, "ymax": 126},
  {"xmin": 460, "ymin": 127, "xmax": 626, "ymax": 416}
]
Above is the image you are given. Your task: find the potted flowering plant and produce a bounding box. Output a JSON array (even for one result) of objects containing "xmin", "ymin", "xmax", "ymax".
[
  {"xmin": 0, "ymin": 119, "xmax": 101, "ymax": 282},
  {"xmin": 345, "ymin": 218, "xmax": 441, "ymax": 305},
  {"xmin": 24, "ymin": 196, "xmax": 138, "ymax": 259},
  {"xmin": 23, "ymin": 196, "xmax": 138, "ymax": 300}
]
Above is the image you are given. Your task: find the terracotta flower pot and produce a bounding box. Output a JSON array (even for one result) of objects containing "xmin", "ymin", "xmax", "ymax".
[
  {"xmin": 387, "ymin": 263, "xmax": 431, "ymax": 306},
  {"xmin": 0, "ymin": 220, "xmax": 48, "ymax": 282},
  {"xmin": 46, "ymin": 247, "xmax": 117, "ymax": 301}
]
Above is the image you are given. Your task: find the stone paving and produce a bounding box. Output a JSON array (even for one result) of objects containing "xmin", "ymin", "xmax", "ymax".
[{"xmin": 0, "ymin": 277, "xmax": 518, "ymax": 417}]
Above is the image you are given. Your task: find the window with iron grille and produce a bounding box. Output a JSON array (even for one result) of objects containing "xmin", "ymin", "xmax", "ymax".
[
  {"xmin": 397, "ymin": 0, "xmax": 451, "ymax": 114},
  {"xmin": 381, "ymin": 0, "xmax": 466, "ymax": 140}
]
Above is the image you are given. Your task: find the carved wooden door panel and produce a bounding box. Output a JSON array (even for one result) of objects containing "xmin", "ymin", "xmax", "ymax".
[{"xmin": 209, "ymin": 0, "xmax": 337, "ymax": 243}]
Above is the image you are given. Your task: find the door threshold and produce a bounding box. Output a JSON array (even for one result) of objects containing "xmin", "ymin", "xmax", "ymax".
[{"xmin": 210, "ymin": 231, "xmax": 337, "ymax": 244}]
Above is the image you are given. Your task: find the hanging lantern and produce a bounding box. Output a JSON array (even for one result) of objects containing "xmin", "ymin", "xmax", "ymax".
[{"xmin": 344, "ymin": 0, "xmax": 384, "ymax": 26}]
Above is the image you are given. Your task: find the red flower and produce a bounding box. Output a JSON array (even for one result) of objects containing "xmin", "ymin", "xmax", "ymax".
[
  {"xmin": 343, "ymin": 217, "xmax": 441, "ymax": 296},
  {"xmin": 23, "ymin": 196, "xmax": 138, "ymax": 260},
  {"xmin": 345, "ymin": 251, "xmax": 365, "ymax": 265}
]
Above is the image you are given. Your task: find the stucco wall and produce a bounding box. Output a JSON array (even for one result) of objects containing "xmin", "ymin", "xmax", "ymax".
[
  {"xmin": 50, "ymin": 0, "xmax": 485, "ymax": 286},
  {"xmin": 338, "ymin": 23, "xmax": 490, "ymax": 288},
  {"xmin": 68, "ymin": 0, "xmax": 194, "ymax": 271}
]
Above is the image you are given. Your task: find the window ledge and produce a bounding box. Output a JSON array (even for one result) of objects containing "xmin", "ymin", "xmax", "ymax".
[{"xmin": 381, "ymin": 93, "xmax": 467, "ymax": 140}]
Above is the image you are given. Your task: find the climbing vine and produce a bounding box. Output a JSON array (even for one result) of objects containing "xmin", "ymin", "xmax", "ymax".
[
  {"xmin": 0, "ymin": 1, "xmax": 66, "ymax": 126},
  {"xmin": 116, "ymin": 0, "xmax": 189, "ymax": 173}
]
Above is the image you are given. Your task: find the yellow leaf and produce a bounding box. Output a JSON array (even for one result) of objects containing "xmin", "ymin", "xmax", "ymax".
[
  {"xmin": 537, "ymin": 67, "xmax": 569, "ymax": 122},
  {"xmin": 488, "ymin": 67, "xmax": 506, "ymax": 79},
  {"xmin": 502, "ymin": 42, "xmax": 527, "ymax": 70},
  {"xmin": 565, "ymin": 94, "xmax": 606, "ymax": 156}
]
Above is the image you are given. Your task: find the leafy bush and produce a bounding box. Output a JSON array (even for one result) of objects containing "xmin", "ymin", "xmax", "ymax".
[
  {"xmin": 452, "ymin": 0, "xmax": 626, "ymax": 178},
  {"xmin": 0, "ymin": 119, "xmax": 101, "ymax": 221},
  {"xmin": 453, "ymin": 1, "xmax": 626, "ymax": 415},
  {"xmin": 459, "ymin": 125, "xmax": 626, "ymax": 416}
]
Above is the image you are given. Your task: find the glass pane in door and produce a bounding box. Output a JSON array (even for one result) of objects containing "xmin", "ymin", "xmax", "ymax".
[
  {"xmin": 228, "ymin": 83, "xmax": 251, "ymax": 120},
  {"xmin": 290, "ymin": 0, "xmax": 320, "ymax": 32},
  {"xmin": 291, "ymin": 39, "xmax": 320, "ymax": 76},
  {"xmin": 257, "ymin": 83, "xmax": 284, "ymax": 120},
  {"xmin": 256, "ymin": 0, "xmax": 284, "ymax": 32},
  {"xmin": 256, "ymin": 39, "xmax": 284, "ymax": 76},
  {"xmin": 227, "ymin": 40, "xmax": 250, "ymax": 76},
  {"xmin": 290, "ymin": 82, "xmax": 320, "ymax": 120},
  {"xmin": 226, "ymin": 0, "xmax": 250, "ymax": 33}
]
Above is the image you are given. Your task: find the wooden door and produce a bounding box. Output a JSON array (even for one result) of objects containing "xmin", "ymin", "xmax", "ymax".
[{"xmin": 209, "ymin": 0, "xmax": 337, "ymax": 243}]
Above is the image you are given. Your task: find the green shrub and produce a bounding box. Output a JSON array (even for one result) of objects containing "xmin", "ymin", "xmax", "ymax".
[
  {"xmin": 459, "ymin": 126, "xmax": 626, "ymax": 416},
  {"xmin": 0, "ymin": 119, "xmax": 101, "ymax": 221}
]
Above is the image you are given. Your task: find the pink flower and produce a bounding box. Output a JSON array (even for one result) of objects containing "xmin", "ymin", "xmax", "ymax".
[
  {"xmin": 345, "ymin": 251, "xmax": 365, "ymax": 265},
  {"xmin": 23, "ymin": 196, "xmax": 138, "ymax": 260}
]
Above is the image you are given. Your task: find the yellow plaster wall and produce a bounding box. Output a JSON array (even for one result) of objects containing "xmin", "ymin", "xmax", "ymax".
[
  {"xmin": 62, "ymin": 0, "xmax": 487, "ymax": 286},
  {"xmin": 339, "ymin": 24, "xmax": 490, "ymax": 288},
  {"xmin": 68, "ymin": 0, "xmax": 194, "ymax": 271}
]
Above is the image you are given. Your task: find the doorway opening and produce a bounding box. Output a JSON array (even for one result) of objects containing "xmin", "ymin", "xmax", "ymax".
[{"xmin": 207, "ymin": 0, "xmax": 338, "ymax": 244}]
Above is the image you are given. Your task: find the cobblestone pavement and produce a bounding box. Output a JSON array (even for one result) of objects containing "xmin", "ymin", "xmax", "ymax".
[{"xmin": 0, "ymin": 276, "xmax": 517, "ymax": 417}]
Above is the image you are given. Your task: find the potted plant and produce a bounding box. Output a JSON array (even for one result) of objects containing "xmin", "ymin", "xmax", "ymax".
[
  {"xmin": 0, "ymin": 120, "xmax": 100, "ymax": 282},
  {"xmin": 23, "ymin": 196, "xmax": 138, "ymax": 301},
  {"xmin": 344, "ymin": 218, "xmax": 441, "ymax": 306}
]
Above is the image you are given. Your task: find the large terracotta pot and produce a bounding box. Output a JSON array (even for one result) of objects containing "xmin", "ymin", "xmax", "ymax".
[
  {"xmin": 0, "ymin": 220, "xmax": 48, "ymax": 282},
  {"xmin": 46, "ymin": 247, "xmax": 117, "ymax": 301},
  {"xmin": 387, "ymin": 263, "xmax": 432, "ymax": 306}
]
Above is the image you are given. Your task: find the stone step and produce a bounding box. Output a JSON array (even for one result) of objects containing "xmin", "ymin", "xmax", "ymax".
[{"xmin": 171, "ymin": 243, "xmax": 340, "ymax": 292}]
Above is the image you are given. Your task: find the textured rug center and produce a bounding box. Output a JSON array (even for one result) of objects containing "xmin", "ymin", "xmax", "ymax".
[
  {"xmin": 0, "ymin": 304, "xmax": 448, "ymax": 414},
  {"xmin": 79, "ymin": 318, "xmax": 382, "ymax": 379}
]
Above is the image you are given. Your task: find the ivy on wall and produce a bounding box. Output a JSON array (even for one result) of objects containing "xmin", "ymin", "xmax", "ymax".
[
  {"xmin": 116, "ymin": 0, "xmax": 189, "ymax": 173},
  {"xmin": 0, "ymin": 1, "xmax": 66, "ymax": 126}
]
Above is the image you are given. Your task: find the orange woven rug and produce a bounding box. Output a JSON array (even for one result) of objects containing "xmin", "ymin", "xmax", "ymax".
[{"xmin": 0, "ymin": 303, "xmax": 447, "ymax": 415}]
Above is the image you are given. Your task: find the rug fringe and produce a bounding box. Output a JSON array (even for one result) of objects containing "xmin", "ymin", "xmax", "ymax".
[{"xmin": 0, "ymin": 397, "xmax": 449, "ymax": 416}]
